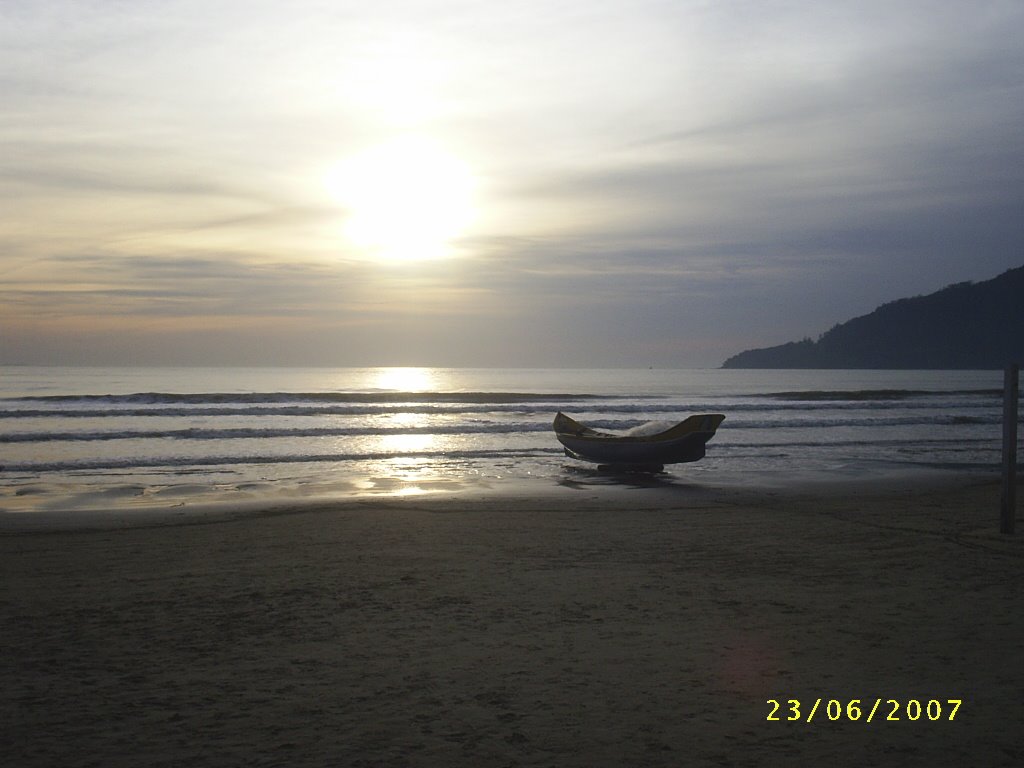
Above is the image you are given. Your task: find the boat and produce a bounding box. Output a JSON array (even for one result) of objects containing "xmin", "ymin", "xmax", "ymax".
[{"xmin": 553, "ymin": 411, "xmax": 725, "ymax": 469}]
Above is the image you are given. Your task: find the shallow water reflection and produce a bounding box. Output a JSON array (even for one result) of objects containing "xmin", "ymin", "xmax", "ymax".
[{"xmin": 557, "ymin": 463, "xmax": 706, "ymax": 491}]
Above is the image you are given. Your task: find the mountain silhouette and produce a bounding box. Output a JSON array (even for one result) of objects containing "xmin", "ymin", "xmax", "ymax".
[{"xmin": 722, "ymin": 265, "xmax": 1024, "ymax": 369}]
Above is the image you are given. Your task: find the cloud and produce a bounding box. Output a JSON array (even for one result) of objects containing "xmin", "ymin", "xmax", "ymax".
[{"xmin": 2, "ymin": 0, "xmax": 1023, "ymax": 366}]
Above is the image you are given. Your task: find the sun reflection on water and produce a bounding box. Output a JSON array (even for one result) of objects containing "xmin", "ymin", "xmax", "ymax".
[
  {"xmin": 371, "ymin": 366, "xmax": 441, "ymax": 392},
  {"xmin": 377, "ymin": 421, "xmax": 452, "ymax": 496},
  {"xmin": 389, "ymin": 411, "xmax": 426, "ymax": 429},
  {"xmin": 349, "ymin": 367, "xmax": 461, "ymax": 497},
  {"xmin": 381, "ymin": 432, "xmax": 434, "ymax": 453}
]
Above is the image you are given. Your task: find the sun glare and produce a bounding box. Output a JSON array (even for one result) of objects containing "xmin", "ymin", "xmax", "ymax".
[{"xmin": 328, "ymin": 136, "xmax": 475, "ymax": 264}]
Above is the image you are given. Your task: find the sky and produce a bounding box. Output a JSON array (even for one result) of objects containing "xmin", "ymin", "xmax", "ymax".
[{"xmin": 2, "ymin": 0, "xmax": 1022, "ymax": 368}]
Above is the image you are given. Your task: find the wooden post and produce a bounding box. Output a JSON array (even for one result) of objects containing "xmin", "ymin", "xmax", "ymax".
[{"xmin": 1001, "ymin": 363, "xmax": 1019, "ymax": 535}]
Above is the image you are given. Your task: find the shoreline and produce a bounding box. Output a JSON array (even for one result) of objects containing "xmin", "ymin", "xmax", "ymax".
[
  {"xmin": 3, "ymin": 474, "xmax": 1022, "ymax": 766},
  {"xmin": 0, "ymin": 464, "xmax": 1001, "ymax": 533}
]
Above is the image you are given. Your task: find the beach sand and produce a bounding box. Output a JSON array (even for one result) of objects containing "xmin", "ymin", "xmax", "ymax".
[{"xmin": 2, "ymin": 476, "xmax": 1023, "ymax": 767}]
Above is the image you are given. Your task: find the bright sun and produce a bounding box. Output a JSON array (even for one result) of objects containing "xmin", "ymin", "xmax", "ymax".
[{"xmin": 327, "ymin": 136, "xmax": 475, "ymax": 264}]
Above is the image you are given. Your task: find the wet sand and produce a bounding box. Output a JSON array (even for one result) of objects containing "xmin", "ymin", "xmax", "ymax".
[{"xmin": 2, "ymin": 476, "xmax": 1022, "ymax": 767}]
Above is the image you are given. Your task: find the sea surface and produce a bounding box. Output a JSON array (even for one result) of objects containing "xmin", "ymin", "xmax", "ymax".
[{"xmin": 0, "ymin": 366, "xmax": 1012, "ymax": 514}]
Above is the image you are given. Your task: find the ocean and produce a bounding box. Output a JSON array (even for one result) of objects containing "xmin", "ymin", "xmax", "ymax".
[{"xmin": 0, "ymin": 366, "xmax": 1011, "ymax": 514}]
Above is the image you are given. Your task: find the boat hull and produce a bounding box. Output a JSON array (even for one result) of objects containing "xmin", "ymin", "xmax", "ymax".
[{"xmin": 553, "ymin": 412, "xmax": 724, "ymax": 466}]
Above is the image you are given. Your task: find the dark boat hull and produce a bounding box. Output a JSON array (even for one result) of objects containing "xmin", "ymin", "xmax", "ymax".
[{"xmin": 553, "ymin": 412, "xmax": 725, "ymax": 466}]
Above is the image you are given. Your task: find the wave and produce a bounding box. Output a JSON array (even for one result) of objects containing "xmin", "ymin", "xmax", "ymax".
[
  {"xmin": 761, "ymin": 388, "xmax": 1002, "ymax": 401},
  {"xmin": 5, "ymin": 386, "xmax": 1001, "ymax": 407},
  {"xmin": 719, "ymin": 436, "xmax": 994, "ymax": 449},
  {"xmin": 728, "ymin": 414, "xmax": 1001, "ymax": 429},
  {"xmin": 0, "ymin": 404, "xmax": 599, "ymax": 419},
  {"xmin": 0, "ymin": 447, "xmax": 564, "ymax": 474},
  {"xmin": 0, "ymin": 422, "xmax": 555, "ymax": 443},
  {"xmin": 2, "ymin": 409, "xmax": 1007, "ymax": 444},
  {"xmin": 3, "ymin": 391, "xmax": 610, "ymax": 405},
  {"xmin": 0, "ymin": 412, "xmax": 1002, "ymax": 444},
  {"xmin": 0, "ymin": 399, "xmax": 1002, "ymax": 420}
]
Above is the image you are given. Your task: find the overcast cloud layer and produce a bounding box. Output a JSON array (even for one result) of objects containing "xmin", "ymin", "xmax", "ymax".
[{"xmin": 2, "ymin": 0, "xmax": 1022, "ymax": 367}]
